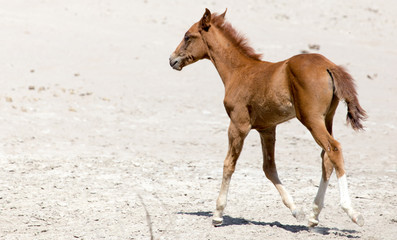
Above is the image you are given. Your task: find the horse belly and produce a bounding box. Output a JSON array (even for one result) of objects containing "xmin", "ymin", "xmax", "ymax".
[{"xmin": 251, "ymin": 99, "xmax": 296, "ymax": 130}]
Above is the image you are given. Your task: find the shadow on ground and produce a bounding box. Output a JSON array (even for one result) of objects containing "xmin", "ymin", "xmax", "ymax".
[{"xmin": 177, "ymin": 211, "xmax": 360, "ymax": 238}]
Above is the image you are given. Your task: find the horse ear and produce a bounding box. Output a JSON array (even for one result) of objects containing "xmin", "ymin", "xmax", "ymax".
[
  {"xmin": 200, "ymin": 8, "xmax": 211, "ymax": 31},
  {"xmin": 220, "ymin": 8, "xmax": 227, "ymax": 19}
]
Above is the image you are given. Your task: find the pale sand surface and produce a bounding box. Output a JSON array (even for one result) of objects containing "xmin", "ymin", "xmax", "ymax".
[{"xmin": 0, "ymin": 1, "xmax": 396, "ymax": 239}]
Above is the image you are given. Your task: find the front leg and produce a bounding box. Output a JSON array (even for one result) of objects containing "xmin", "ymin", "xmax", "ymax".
[
  {"xmin": 213, "ymin": 120, "xmax": 251, "ymax": 226},
  {"xmin": 259, "ymin": 127, "xmax": 305, "ymax": 222}
]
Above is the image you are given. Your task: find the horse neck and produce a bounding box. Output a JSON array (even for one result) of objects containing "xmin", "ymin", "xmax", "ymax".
[{"xmin": 202, "ymin": 29, "xmax": 257, "ymax": 86}]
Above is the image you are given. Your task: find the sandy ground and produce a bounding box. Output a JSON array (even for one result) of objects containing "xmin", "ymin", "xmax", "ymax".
[{"xmin": 0, "ymin": 0, "xmax": 396, "ymax": 239}]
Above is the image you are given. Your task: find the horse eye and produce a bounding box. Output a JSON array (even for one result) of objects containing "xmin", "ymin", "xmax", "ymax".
[{"xmin": 184, "ymin": 35, "xmax": 190, "ymax": 41}]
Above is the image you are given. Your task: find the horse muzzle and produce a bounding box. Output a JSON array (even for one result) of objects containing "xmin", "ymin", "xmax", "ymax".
[{"xmin": 169, "ymin": 55, "xmax": 184, "ymax": 71}]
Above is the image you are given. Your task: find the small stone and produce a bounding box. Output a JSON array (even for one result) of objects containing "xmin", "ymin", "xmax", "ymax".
[{"xmin": 308, "ymin": 44, "xmax": 320, "ymax": 51}]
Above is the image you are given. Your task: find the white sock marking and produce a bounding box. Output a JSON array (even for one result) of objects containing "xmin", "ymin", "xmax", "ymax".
[
  {"xmin": 315, "ymin": 178, "xmax": 329, "ymax": 207},
  {"xmin": 338, "ymin": 174, "xmax": 352, "ymax": 211}
]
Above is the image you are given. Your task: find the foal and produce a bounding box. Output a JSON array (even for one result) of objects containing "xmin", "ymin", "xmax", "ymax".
[{"xmin": 169, "ymin": 9, "xmax": 366, "ymax": 227}]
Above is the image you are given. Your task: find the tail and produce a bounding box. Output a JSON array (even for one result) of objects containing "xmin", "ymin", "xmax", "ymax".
[{"xmin": 328, "ymin": 66, "xmax": 367, "ymax": 131}]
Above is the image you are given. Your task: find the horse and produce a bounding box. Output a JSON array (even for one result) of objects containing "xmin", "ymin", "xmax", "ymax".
[{"xmin": 169, "ymin": 8, "xmax": 366, "ymax": 227}]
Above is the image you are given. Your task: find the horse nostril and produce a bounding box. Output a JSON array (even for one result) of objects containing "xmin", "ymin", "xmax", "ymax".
[{"xmin": 170, "ymin": 59, "xmax": 178, "ymax": 67}]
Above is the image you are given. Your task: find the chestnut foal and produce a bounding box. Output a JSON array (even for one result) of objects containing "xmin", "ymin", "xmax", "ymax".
[{"xmin": 169, "ymin": 9, "xmax": 366, "ymax": 227}]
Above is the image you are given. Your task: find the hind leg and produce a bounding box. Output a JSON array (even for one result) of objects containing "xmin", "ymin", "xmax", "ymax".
[
  {"xmin": 304, "ymin": 119, "xmax": 364, "ymax": 227},
  {"xmin": 308, "ymin": 149, "xmax": 333, "ymax": 227},
  {"xmin": 308, "ymin": 100, "xmax": 337, "ymax": 227},
  {"xmin": 259, "ymin": 127, "xmax": 305, "ymax": 222},
  {"xmin": 291, "ymin": 71, "xmax": 363, "ymax": 226}
]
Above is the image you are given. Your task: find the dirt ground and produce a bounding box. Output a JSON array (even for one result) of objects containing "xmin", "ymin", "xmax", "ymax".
[{"xmin": 1, "ymin": 1, "xmax": 396, "ymax": 239}]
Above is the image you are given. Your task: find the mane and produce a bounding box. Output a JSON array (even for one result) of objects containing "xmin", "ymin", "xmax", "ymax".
[{"xmin": 212, "ymin": 13, "xmax": 262, "ymax": 61}]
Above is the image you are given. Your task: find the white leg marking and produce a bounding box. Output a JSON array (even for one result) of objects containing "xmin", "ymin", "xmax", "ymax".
[
  {"xmin": 316, "ymin": 178, "xmax": 329, "ymax": 208},
  {"xmin": 213, "ymin": 177, "xmax": 231, "ymax": 225},
  {"xmin": 338, "ymin": 174, "xmax": 352, "ymax": 211},
  {"xmin": 337, "ymin": 174, "xmax": 364, "ymax": 226},
  {"xmin": 309, "ymin": 178, "xmax": 329, "ymax": 227},
  {"xmin": 275, "ymin": 184, "xmax": 305, "ymax": 222},
  {"xmin": 276, "ymin": 184, "xmax": 295, "ymax": 209}
]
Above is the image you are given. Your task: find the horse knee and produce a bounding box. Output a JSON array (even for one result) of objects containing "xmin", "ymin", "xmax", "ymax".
[
  {"xmin": 263, "ymin": 165, "xmax": 277, "ymax": 181},
  {"xmin": 263, "ymin": 169, "xmax": 272, "ymax": 180},
  {"xmin": 223, "ymin": 161, "xmax": 236, "ymax": 177}
]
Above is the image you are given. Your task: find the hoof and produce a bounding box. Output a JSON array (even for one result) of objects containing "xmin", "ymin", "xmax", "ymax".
[
  {"xmin": 353, "ymin": 214, "xmax": 364, "ymax": 227},
  {"xmin": 212, "ymin": 217, "xmax": 223, "ymax": 226},
  {"xmin": 308, "ymin": 218, "xmax": 319, "ymax": 227},
  {"xmin": 292, "ymin": 209, "xmax": 305, "ymax": 222}
]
